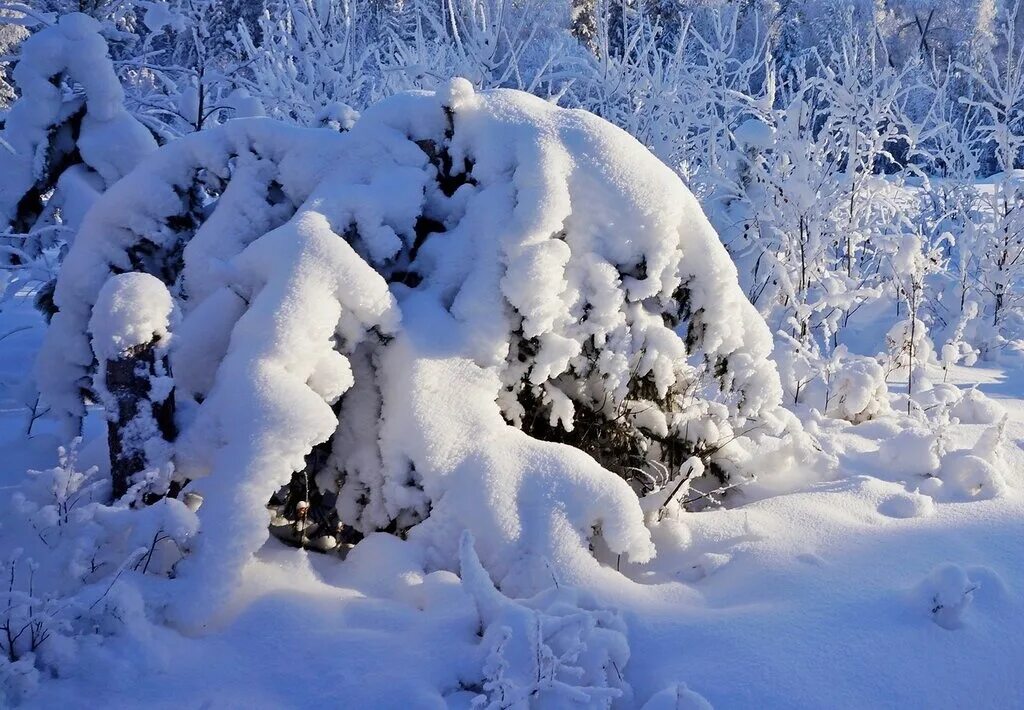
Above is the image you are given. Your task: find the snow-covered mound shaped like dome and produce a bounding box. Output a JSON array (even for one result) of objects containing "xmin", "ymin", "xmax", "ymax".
[{"xmin": 38, "ymin": 79, "xmax": 802, "ymax": 615}]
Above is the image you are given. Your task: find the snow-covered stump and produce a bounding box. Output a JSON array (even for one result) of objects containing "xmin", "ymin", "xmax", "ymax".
[
  {"xmin": 89, "ymin": 273, "xmax": 177, "ymax": 502},
  {"xmin": 102, "ymin": 338, "xmax": 176, "ymax": 500}
]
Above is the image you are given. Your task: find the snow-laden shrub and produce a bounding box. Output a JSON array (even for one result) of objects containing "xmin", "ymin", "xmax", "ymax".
[
  {"xmin": 949, "ymin": 387, "xmax": 1006, "ymax": 425},
  {"xmin": 822, "ymin": 354, "xmax": 891, "ymax": 423},
  {"xmin": 876, "ymin": 428, "xmax": 941, "ymax": 478},
  {"xmin": 39, "ymin": 79, "xmax": 806, "ymax": 616},
  {"xmin": 0, "ymin": 440, "xmax": 197, "ymax": 704},
  {"xmin": 0, "ymin": 14, "xmax": 155, "ymax": 266},
  {"xmin": 872, "ymin": 388, "xmax": 1009, "ymax": 501},
  {"xmin": 777, "ymin": 339, "xmax": 890, "ymax": 423},
  {"xmin": 460, "ymin": 533, "xmax": 631, "ymax": 708},
  {"xmin": 935, "ymin": 417, "xmax": 1010, "ymax": 500},
  {"xmin": 913, "ymin": 563, "xmax": 981, "ymax": 630}
]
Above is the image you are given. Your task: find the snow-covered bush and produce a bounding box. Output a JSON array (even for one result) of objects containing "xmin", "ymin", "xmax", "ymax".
[
  {"xmin": 776, "ymin": 338, "xmax": 892, "ymax": 423},
  {"xmin": 38, "ymin": 79, "xmax": 807, "ymax": 616},
  {"xmin": 871, "ymin": 384, "xmax": 1009, "ymax": 501},
  {"xmin": 230, "ymin": 0, "xmax": 374, "ymax": 126},
  {"xmin": 230, "ymin": 3, "xmax": 349, "ymax": 122},
  {"xmin": 0, "ymin": 14, "xmax": 155, "ymax": 264},
  {"xmin": 914, "ymin": 563, "xmax": 981, "ymax": 630},
  {"xmin": 460, "ymin": 532, "xmax": 631, "ymax": 707},
  {"xmin": 0, "ymin": 439, "xmax": 197, "ymax": 704},
  {"xmin": 935, "ymin": 415, "xmax": 1009, "ymax": 500},
  {"xmin": 823, "ymin": 351, "xmax": 892, "ymax": 423},
  {"xmin": 949, "ymin": 386, "xmax": 1005, "ymax": 424}
]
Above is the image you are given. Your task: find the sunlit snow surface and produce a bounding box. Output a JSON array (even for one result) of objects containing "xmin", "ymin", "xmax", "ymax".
[{"xmin": 0, "ymin": 284, "xmax": 1021, "ymax": 706}]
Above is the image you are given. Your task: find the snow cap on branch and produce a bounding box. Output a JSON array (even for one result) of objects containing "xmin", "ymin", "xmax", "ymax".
[{"xmin": 89, "ymin": 273, "xmax": 175, "ymax": 361}]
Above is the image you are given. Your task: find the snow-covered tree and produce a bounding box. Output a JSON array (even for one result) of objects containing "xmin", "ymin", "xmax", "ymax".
[
  {"xmin": 38, "ymin": 79, "xmax": 806, "ymax": 617},
  {"xmin": 0, "ymin": 14, "xmax": 155, "ymax": 270},
  {"xmin": 958, "ymin": 0, "xmax": 1024, "ymax": 175},
  {"xmin": 121, "ymin": 0, "xmax": 262, "ymax": 138},
  {"xmin": 230, "ymin": 0, "xmax": 376, "ymax": 125}
]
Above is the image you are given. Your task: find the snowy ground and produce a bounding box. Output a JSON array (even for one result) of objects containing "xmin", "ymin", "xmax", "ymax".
[
  {"xmin": 621, "ymin": 360, "xmax": 1024, "ymax": 708},
  {"xmin": 1, "ymin": 292, "xmax": 1022, "ymax": 708}
]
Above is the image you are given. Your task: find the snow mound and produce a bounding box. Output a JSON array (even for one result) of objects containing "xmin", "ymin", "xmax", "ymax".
[
  {"xmin": 937, "ymin": 417, "xmax": 1009, "ymax": 500},
  {"xmin": 39, "ymin": 80, "xmax": 802, "ymax": 618},
  {"xmin": 878, "ymin": 490, "xmax": 935, "ymax": 519},
  {"xmin": 914, "ymin": 563, "xmax": 980, "ymax": 630},
  {"xmin": 642, "ymin": 683, "xmax": 715, "ymax": 710},
  {"xmin": 950, "ymin": 387, "xmax": 1006, "ymax": 425},
  {"xmin": 875, "ymin": 428, "xmax": 939, "ymax": 477},
  {"xmin": 939, "ymin": 452, "xmax": 1007, "ymax": 500},
  {"xmin": 733, "ymin": 117, "xmax": 774, "ymax": 150}
]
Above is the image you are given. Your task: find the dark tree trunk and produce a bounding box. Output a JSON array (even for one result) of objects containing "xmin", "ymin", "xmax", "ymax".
[{"xmin": 104, "ymin": 337, "xmax": 176, "ymax": 501}]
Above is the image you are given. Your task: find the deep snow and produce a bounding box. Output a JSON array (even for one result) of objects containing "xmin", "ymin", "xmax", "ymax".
[{"xmin": 2, "ymin": 283, "xmax": 1023, "ymax": 706}]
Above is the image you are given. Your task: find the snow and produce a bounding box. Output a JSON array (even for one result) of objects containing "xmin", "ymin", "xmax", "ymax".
[
  {"xmin": 4, "ymin": 355, "xmax": 1023, "ymax": 707},
  {"xmin": 1, "ymin": 8, "xmax": 1024, "ymax": 704},
  {"xmin": 878, "ymin": 489, "xmax": 935, "ymax": 518},
  {"xmin": 378, "ymin": 295, "xmax": 653, "ymax": 594},
  {"xmin": 915, "ymin": 563, "xmax": 983, "ymax": 630},
  {"xmin": 459, "ymin": 531, "xmax": 633, "ymax": 706},
  {"xmin": 733, "ymin": 117, "xmax": 774, "ymax": 150},
  {"xmin": 642, "ymin": 684, "xmax": 714, "ymax": 710},
  {"xmin": 876, "ymin": 427, "xmax": 940, "ymax": 477},
  {"xmin": 88, "ymin": 273, "xmax": 174, "ymax": 362},
  {"xmin": 951, "ymin": 387, "xmax": 1006, "ymax": 424}
]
